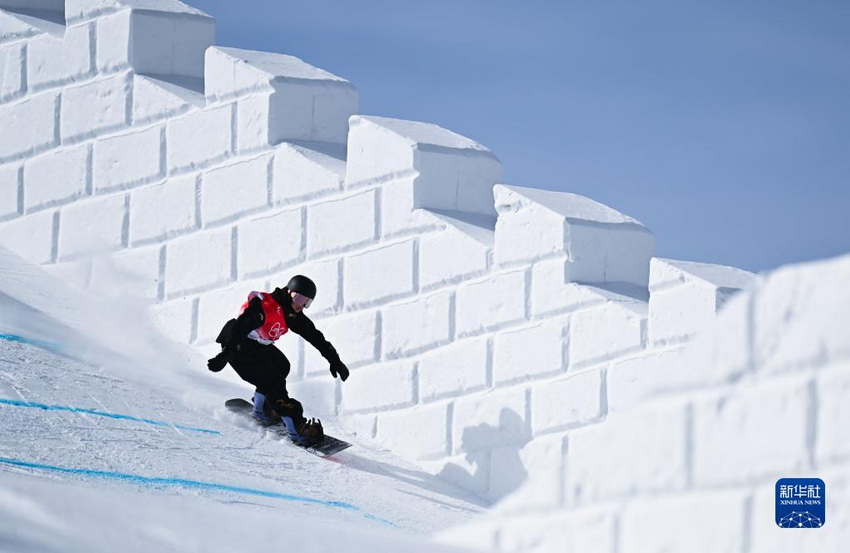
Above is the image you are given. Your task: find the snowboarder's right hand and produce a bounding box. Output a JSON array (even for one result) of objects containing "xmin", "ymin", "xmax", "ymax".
[
  {"xmin": 329, "ymin": 360, "xmax": 349, "ymax": 382},
  {"xmin": 207, "ymin": 353, "xmax": 227, "ymax": 372}
]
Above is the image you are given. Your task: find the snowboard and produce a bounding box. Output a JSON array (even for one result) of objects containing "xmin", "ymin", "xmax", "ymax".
[{"xmin": 224, "ymin": 398, "xmax": 352, "ymax": 457}]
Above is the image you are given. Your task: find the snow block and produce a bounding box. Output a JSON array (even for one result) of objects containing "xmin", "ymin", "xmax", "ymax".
[
  {"xmin": 132, "ymin": 74, "xmax": 201, "ymax": 125},
  {"xmin": 164, "ymin": 227, "xmax": 231, "ymax": 296},
  {"xmin": 93, "ymin": 124, "xmax": 164, "ymax": 192},
  {"xmin": 94, "ymin": 5, "xmax": 214, "ymax": 79},
  {"xmin": 23, "ymin": 143, "xmax": 89, "ymax": 211},
  {"xmin": 0, "ymin": 11, "xmax": 46, "ymax": 48},
  {"xmin": 753, "ymin": 253, "xmax": 850, "ymax": 374},
  {"xmin": 419, "ymin": 211, "xmax": 493, "ymax": 290},
  {"xmin": 452, "ymin": 387, "xmax": 529, "ymax": 455},
  {"xmin": 569, "ymin": 294, "xmax": 646, "ymax": 369},
  {"xmin": 302, "ymin": 309, "xmax": 378, "ymax": 375},
  {"xmin": 455, "ymin": 269, "xmax": 527, "ymax": 337},
  {"xmin": 489, "ymin": 445, "xmax": 532, "ymax": 500},
  {"xmin": 96, "ymin": 10, "xmax": 132, "ymax": 73},
  {"xmin": 418, "ymin": 337, "xmax": 489, "ymax": 403},
  {"xmin": 0, "ymin": 91, "xmax": 58, "ymax": 161},
  {"xmin": 495, "ymin": 434, "xmax": 568, "ymax": 513},
  {"xmin": 234, "ymin": 95, "xmax": 270, "ymax": 154},
  {"xmin": 670, "ymin": 288, "xmax": 754, "ymax": 392},
  {"xmin": 200, "ymin": 155, "xmax": 270, "ymax": 225},
  {"xmin": 493, "ymin": 319, "xmax": 566, "ymax": 385},
  {"xmin": 57, "ymin": 194, "xmax": 126, "ymax": 259},
  {"xmin": 236, "ymin": 208, "xmax": 303, "ymax": 278},
  {"xmin": 205, "ymin": 47, "xmax": 358, "ymax": 145},
  {"xmin": 0, "ymin": 209, "xmax": 54, "ymax": 264},
  {"xmin": 267, "ymin": 256, "xmax": 341, "ymax": 315},
  {"xmin": 692, "ymin": 378, "xmax": 810, "ymax": 487},
  {"xmin": 531, "ymin": 257, "xmax": 644, "ymax": 318},
  {"xmin": 565, "ymin": 402, "xmax": 688, "ymax": 504},
  {"xmin": 495, "ymin": 185, "xmax": 655, "ymax": 288},
  {"xmin": 346, "ymin": 115, "xmax": 502, "ymax": 218},
  {"xmin": 64, "ymin": 0, "xmax": 119, "ymax": 24},
  {"xmin": 129, "ymin": 174, "xmax": 195, "ymax": 244},
  {"xmin": 272, "ymin": 141, "xmax": 345, "ymax": 204},
  {"xmin": 27, "ymin": 22, "xmax": 93, "ymax": 91},
  {"xmin": 166, "ymin": 103, "xmax": 232, "ymax": 172},
  {"xmin": 621, "ymin": 491, "xmax": 748, "ymax": 553},
  {"xmin": 817, "ymin": 362, "xmax": 850, "ymax": 463},
  {"xmin": 60, "ymin": 72, "xmax": 131, "ymax": 142},
  {"xmin": 129, "ymin": 9, "xmax": 213, "ymax": 79},
  {"xmin": 606, "ymin": 347, "xmax": 688, "ymax": 413},
  {"xmin": 336, "ymin": 413, "xmax": 374, "ymax": 441},
  {"xmin": 339, "ymin": 359, "xmax": 416, "ymax": 413},
  {"xmin": 288, "ymin": 377, "xmax": 336, "ymax": 418},
  {"xmin": 0, "ymin": 43, "xmax": 24, "ymax": 102},
  {"xmin": 381, "ymin": 289, "xmax": 452, "ymax": 359},
  {"xmin": 376, "ymin": 401, "xmax": 450, "ymax": 460},
  {"xmin": 306, "ymin": 189, "xmax": 376, "ymax": 256},
  {"xmin": 531, "ymin": 369, "xmax": 602, "ymax": 435},
  {"xmin": 343, "ymin": 240, "xmax": 416, "ymax": 308},
  {"xmin": 0, "ymin": 163, "xmax": 19, "ymax": 219},
  {"xmin": 378, "ymin": 174, "xmax": 443, "ymax": 238},
  {"xmin": 648, "ymin": 257, "xmax": 755, "ymax": 345},
  {"xmin": 66, "ymin": 0, "xmax": 209, "ymax": 26}
]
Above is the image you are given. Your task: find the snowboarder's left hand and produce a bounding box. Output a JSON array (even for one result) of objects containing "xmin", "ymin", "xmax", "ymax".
[{"xmin": 329, "ymin": 360, "xmax": 349, "ymax": 382}]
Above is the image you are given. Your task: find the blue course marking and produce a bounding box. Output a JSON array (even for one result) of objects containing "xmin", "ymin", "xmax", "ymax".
[
  {"xmin": 0, "ymin": 457, "xmax": 396, "ymax": 527},
  {"xmin": 0, "ymin": 398, "xmax": 222, "ymax": 436},
  {"xmin": 0, "ymin": 333, "xmax": 63, "ymax": 354}
]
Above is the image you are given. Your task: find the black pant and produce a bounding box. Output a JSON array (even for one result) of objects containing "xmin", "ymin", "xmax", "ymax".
[{"xmin": 226, "ymin": 338, "xmax": 305, "ymax": 427}]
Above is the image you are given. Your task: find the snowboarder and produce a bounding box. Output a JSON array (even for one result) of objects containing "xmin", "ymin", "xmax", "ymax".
[{"xmin": 207, "ymin": 275, "xmax": 349, "ymax": 445}]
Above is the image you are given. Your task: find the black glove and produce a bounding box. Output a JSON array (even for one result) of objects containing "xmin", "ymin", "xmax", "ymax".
[
  {"xmin": 207, "ymin": 352, "xmax": 227, "ymax": 372},
  {"xmin": 329, "ymin": 360, "xmax": 349, "ymax": 382}
]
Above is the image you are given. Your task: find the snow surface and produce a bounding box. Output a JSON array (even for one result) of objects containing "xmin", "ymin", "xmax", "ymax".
[
  {"xmin": 0, "ymin": 248, "xmax": 484, "ymax": 552},
  {"xmin": 354, "ymin": 116, "xmax": 496, "ymax": 155}
]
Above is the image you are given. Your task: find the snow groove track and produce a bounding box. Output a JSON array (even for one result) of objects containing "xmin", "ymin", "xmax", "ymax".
[
  {"xmin": 0, "ymin": 457, "xmax": 396, "ymax": 527},
  {"xmin": 0, "ymin": 398, "xmax": 222, "ymax": 435},
  {"xmin": 0, "ymin": 323, "xmax": 484, "ymax": 536}
]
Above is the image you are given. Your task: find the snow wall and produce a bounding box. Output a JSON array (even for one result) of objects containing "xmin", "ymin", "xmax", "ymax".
[
  {"xmin": 440, "ymin": 252, "xmax": 850, "ymax": 552},
  {"xmin": 0, "ymin": 5, "xmax": 847, "ymax": 550}
]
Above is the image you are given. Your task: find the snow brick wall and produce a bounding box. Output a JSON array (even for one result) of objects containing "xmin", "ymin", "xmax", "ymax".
[
  {"xmin": 439, "ymin": 253, "xmax": 850, "ymax": 553},
  {"xmin": 8, "ymin": 5, "xmax": 844, "ymax": 539}
]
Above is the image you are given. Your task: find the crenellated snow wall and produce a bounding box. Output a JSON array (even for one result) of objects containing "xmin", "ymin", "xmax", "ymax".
[
  {"xmin": 439, "ymin": 253, "xmax": 850, "ymax": 553},
  {"xmin": 0, "ymin": 0, "xmax": 788, "ymax": 510}
]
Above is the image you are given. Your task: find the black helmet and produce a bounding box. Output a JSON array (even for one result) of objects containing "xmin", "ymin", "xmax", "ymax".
[{"xmin": 286, "ymin": 275, "xmax": 316, "ymax": 299}]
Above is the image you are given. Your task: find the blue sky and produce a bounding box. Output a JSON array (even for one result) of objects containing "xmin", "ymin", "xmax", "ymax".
[{"xmin": 191, "ymin": 0, "xmax": 849, "ymax": 274}]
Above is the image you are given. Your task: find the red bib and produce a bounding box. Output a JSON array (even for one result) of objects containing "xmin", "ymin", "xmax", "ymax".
[{"xmin": 240, "ymin": 292, "xmax": 288, "ymax": 344}]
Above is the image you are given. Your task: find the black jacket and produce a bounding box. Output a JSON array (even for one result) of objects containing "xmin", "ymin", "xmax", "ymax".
[{"xmin": 225, "ymin": 288, "xmax": 342, "ymax": 366}]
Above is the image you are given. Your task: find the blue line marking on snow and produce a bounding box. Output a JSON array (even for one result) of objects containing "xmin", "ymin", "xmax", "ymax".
[
  {"xmin": 0, "ymin": 457, "xmax": 396, "ymax": 527},
  {"xmin": 0, "ymin": 398, "xmax": 221, "ymax": 436},
  {"xmin": 0, "ymin": 333, "xmax": 63, "ymax": 353}
]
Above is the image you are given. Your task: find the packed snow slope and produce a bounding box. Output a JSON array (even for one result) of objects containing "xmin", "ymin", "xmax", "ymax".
[{"xmin": 0, "ymin": 246, "xmax": 483, "ymax": 553}]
